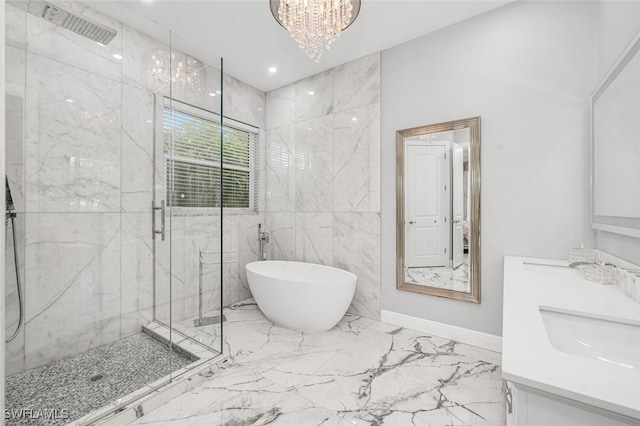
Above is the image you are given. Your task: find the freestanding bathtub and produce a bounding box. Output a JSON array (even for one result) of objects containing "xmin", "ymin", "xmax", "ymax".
[{"xmin": 245, "ymin": 261, "xmax": 357, "ymax": 332}]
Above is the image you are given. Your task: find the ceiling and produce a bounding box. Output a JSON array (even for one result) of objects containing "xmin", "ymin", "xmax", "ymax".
[{"xmin": 89, "ymin": 0, "xmax": 512, "ymax": 93}]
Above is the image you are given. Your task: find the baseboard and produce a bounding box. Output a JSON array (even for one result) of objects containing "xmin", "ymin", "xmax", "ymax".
[{"xmin": 380, "ymin": 310, "xmax": 502, "ymax": 353}]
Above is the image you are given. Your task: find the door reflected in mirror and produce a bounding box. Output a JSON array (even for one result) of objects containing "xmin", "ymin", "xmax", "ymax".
[{"xmin": 396, "ymin": 117, "xmax": 480, "ymax": 303}]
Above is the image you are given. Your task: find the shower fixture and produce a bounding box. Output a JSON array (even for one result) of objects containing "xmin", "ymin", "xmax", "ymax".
[
  {"xmin": 5, "ymin": 177, "xmax": 23, "ymax": 343},
  {"xmin": 8, "ymin": 0, "xmax": 117, "ymax": 45},
  {"xmin": 258, "ymin": 224, "xmax": 270, "ymax": 261}
]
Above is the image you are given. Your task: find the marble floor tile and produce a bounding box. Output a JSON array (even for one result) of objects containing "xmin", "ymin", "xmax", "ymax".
[
  {"xmin": 132, "ymin": 364, "xmax": 345, "ymax": 426},
  {"xmin": 130, "ymin": 298, "xmax": 504, "ymax": 426},
  {"xmin": 405, "ymin": 254, "xmax": 471, "ymax": 293}
]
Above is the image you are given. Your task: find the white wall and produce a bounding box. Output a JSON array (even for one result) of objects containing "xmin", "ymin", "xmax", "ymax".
[
  {"xmin": 381, "ymin": 1, "xmax": 598, "ymax": 336},
  {"xmin": 594, "ymin": 1, "xmax": 640, "ymax": 265}
]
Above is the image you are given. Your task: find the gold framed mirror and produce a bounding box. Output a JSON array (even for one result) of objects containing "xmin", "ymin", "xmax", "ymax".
[{"xmin": 396, "ymin": 117, "xmax": 481, "ymax": 303}]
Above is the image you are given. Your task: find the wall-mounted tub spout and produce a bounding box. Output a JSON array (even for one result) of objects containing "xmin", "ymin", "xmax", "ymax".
[{"xmin": 258, "ymin": 224, "xmax": 270, "ymax": 261}]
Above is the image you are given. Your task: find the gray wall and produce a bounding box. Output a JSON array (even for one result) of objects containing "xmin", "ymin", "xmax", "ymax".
[
  {"xmin": 380, "ymin": 1, "xmax": 598, "ymax": 336},
  {"xmin": 594, "ymin": 1, "xmax": 640, "ymax": 265}
]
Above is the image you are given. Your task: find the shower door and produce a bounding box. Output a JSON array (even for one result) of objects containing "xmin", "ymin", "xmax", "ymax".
[{"xmin": 152, "ymin": 37, "xmax": 224, "ymax": 359}]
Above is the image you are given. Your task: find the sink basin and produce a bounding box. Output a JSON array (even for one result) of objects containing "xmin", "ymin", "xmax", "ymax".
[
  {"xmin": 540, "ymin": 306, "xmax": 640, "ymax": 369},
  {"xmin": 524, "ymin": 262, "xmax": 579, "ymax": 277}
]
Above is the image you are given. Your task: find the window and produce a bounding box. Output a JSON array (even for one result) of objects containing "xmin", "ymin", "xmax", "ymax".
[{"xmin": 163, "ymin": 99, "xmax": 259, "ymax": 212}]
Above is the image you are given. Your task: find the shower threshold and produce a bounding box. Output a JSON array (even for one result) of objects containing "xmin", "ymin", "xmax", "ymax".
[{"xmin": 5, "ymin": 325, "xmax": 222, "ymax": 426}]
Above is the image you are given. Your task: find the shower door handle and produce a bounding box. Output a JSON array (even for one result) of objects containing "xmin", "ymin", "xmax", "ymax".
[{"xmin": 152, "ymin": 200, "xmax": 165, "ymax": 241}]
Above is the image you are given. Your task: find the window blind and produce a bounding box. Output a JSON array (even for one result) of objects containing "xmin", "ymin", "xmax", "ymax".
[{"xmin": 163, "ymin": 101, "xmax": 259, "ymax": 211}]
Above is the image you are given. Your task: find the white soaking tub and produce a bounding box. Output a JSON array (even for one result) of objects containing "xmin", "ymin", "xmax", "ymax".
[{"xmin": 245, "ymin": 261, "xmax": 357, "ymax": 332}]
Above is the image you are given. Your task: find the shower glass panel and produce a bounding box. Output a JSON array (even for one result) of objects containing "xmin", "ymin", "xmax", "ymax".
[
  {"xmin": 153, "ymin": 31, "xmax": 224, "ymax": 356},
  {"xmin": 3, "ymin": 2, "xmax": 223, "ymax": 424}
]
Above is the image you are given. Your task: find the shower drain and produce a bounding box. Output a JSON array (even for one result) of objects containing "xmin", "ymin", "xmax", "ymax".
[{"xmin": 89, "ymin": 373, "xmax": 106, "ymax": 383}]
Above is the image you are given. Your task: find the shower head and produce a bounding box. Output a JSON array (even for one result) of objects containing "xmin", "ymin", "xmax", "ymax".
[{"xmin": 9, "ymin": 0, "xmax": 117, "ymax": 45}]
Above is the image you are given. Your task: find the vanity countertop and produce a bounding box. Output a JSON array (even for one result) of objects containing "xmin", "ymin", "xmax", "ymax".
[{"xmin": 502, "ymin": 256, "xmax": 640, "ymax": 420}]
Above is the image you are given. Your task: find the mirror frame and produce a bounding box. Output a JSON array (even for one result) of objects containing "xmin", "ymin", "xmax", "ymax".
[
  {"xmin": 591, "ymin": 29, "xmax": 640, "ymax": 238},
  {"xmin": 396, "ymin": 116, "xmax": 481, "ymax": 303}
]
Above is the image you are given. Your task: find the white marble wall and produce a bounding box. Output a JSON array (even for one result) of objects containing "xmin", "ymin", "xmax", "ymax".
[
  {"xmin": 5, "ymin": 2, "xmax": 265, "ymax": 373},
  {"xmin": 265, "ymin": 53, "xmax": 382, "ymax": 320}
]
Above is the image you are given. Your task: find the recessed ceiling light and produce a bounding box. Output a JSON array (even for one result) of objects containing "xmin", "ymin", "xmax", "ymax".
[
  {"xmin": 352, "ymin": 117, "xmax": 358, "ymax": 121},
  {"xmin": 209, "ymin": 92, "xmax": 216, "ymax": 97},
  {"xmin": 308, "ymin": 91, "xmax": 315, "ymax": 95},
  {"xmin": 258, "ymin": 107, "xmax": 263, "ymax": 111},
  {"xmin": 147, "ymin": 119, "xmax": 153, "ymax": 123},
  {"xmin": 308, "ymin": 127, "xmax": 313, "ymax": 131},
  {"xmin": 268, "ymin": 66, "xmax": 277, "ymax": 73},
  {"xmin": 65, "ymin": 98, "xmax": 74, "ymax": 103},
  {"xmin": 113, "ymin": 53, "xmax": 123, "ymax": 60}
]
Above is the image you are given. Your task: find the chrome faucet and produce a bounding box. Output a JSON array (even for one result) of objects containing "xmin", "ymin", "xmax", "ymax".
[{"xmin": 258, "ymin": 223, "xmax": 270, "ymax": 261}]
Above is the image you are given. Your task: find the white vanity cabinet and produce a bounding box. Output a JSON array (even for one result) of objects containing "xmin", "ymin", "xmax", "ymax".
[
  {"xmin": 504, "ymin": 381, "xmax": 637, "ymax": 426},
  {"xmin": 502, "ymin": 257, "xmax": 640, "ymax": 426}
]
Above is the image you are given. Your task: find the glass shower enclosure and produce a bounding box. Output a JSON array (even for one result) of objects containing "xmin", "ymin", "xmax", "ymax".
[{"xmin": 4, "ymin": 1, "xmax": 225, "ymax": 424}]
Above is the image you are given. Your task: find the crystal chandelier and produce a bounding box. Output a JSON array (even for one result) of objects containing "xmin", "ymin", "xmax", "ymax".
[
  {"xmin": 144, "ymin": 50, "xmax": 205, "ymax": 93},
  {"xmin": 270, "ymin": 0, "xmax": 361, "ymax": 62}
]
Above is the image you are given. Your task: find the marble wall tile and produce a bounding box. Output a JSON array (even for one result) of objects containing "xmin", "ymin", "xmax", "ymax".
[
  {"xmin": 25, "ymin": 53, "xmax": 122, "ymax": 213},
  {"xmin": 295, "ymin": 70, "xmax": 334, "ymax": 122},
  {"xmin": 295, "ymin": 116, "xmax": 334, "ymax": 212},
  {"xmin": 5, "ymin": 214, "xmax": 26, "ymax": 376},
  {"xmin": 266, "ymin": 125, "xmax": 296, "ymax": 212},
  {"xmin": 6, "ymin": 46, "xmax": 26, "ymax": 89},
  {"xmin": 333, "ymin": 53, "xmax": 381, "ymax": 113},
  {"xmin": 5, "ymin": 4, "xmax": 26, "ymax": 47},
  {"xmin": 333, "ymin": 103, "xmax": 381, "ymax": 213},
  {"xmin": 183, "ymin": 215, "xmax": 222, "ymax": 317},
  {"xmin": 294, "ymin": 212, "xmax": 305, "ymax": 262},
  {"xmin": 154, "ymin": 216, "xmax": 186, "ymax": 323},
  {"xmin": 199, "ymin": 263, "xmax": 222, "ymax": 317},
  {"xmin": 266, "ymin": 85, "xmax": 295, "ymax": 130},
  {"xmin": 236, "ymin": 213, "xmax": 266, "ymax": 296},
  {"xmin": 224, "ymin": 74, "xmax": 266, "ymax": 129},
  {"xmin": 120, "ymin": 213, "xmax": 154, "ymax": 337},
  {"xmin": 6, "ymin": 92, "xmax": 25, "ymax": 212},
  {"xmin": 204, "ymin": 67, "xmax": 223, "ymax": 117},
  {"xmin": 25, "ymin": 5, "xmax": 123, "ymax": 83},
  {"xmin": 24, "ymin": 213, "xmax": 121, "ymax": 370},
  {"xmin": 264, "ymin": 52, "xmax": 382, "ymax": 305},
  {"xmin": 122, "ymin": 26, "xmax": 170, "ymax": 93},
  {"xmin": 122, "ymin": 86, "xmax": 154, "ymax": 212},
  {"xmin": 173, "ymin": 64, "xmax": 221, "ymax": 116},
  {"xmin": 334, "ymin": 212, "xmax": 381, "ymax": 320},
  {"xmin": 266, "ymin": 212, "xmax": 296, "ymax": 261},
  {"xmin": 228, "ymin": 263, "xmax": 249, "ymax": 306},
  {"xmin": 4, "ymin": 332, "xmax": 25, "ymax": 377},
  {"xmin": 301, "ymin": 213, "xmax": 334, "ymax": 266}
]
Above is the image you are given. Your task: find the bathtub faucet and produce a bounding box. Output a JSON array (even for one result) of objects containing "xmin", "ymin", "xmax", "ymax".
[{"xmin": 258, "ymin": 224, "xmax": 270, "ymax": 261}]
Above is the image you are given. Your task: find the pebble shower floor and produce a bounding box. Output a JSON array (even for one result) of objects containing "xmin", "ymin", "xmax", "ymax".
[{"xmin": 5, "ymin": 333, "xmax": 193, "ymax": 425}]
